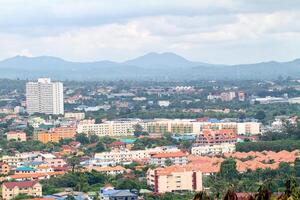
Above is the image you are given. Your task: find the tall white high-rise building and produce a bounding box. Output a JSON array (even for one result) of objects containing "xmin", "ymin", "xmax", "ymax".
[{"xmin": 26, "ymin": 78, "xmax": 64, "ymax": 115}]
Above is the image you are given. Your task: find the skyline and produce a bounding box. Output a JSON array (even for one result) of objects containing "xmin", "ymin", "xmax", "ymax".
[{"xmin": 1, "ymin": 0, "xmax": 300, "ymax": 64}]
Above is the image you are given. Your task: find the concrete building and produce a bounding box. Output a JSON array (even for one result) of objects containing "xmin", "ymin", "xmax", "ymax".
[
  {"xmin": 64, "ymin": 112, "xmax": 85, "ymax": 120},
  {"xmin": 191, "ymin": 143, "xmax": 236, "ymax": 155},
  {"xmin": 100, "ymin": 186, "xmax": 138, "ymax": 200},
  {"xmin": 77, "ymin": 120, "xmax": 146, "ymax": 137},
  {"xmin": 36, "ymin": 126, "xmax": 76, "ymax": 144},
  {"xmin": 147, "ymin": 165, "xmax": 203, "ymax": 193},
  {"xmin": 26, "ymin": 78, "xmax": 64, "ymax": 115},
  {"xmin": 2, "ymin": 181, "xmax": 42, "ymax": 200},
  {"xmin": 6, "ymin": 131, "xmax": 27, "ymax": 142},
  {"xmin": 148, "ymin": 151, "xmax": 188, "ymax": 166},
  {"xmin": 94, "ymin": 146, "xmax": 180, "ymax": 164},
  {"xmin": 237, "ymin": 122, "xmax": 261, "ymax": 135}
]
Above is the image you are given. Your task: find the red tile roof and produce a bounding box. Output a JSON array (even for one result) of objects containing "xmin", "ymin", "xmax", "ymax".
[{"xmin": 3, "ymin": 180, "xmax": 39, "ymax": 189}]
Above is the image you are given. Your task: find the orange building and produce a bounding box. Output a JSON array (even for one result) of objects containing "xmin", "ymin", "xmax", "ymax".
[
  {"xmin": 50, "ymin": 127, "xmax": 76, "ymax": 138},
  {"xmin": 37, "ymin": 126, "xmax": 76, "ymax": 144}
]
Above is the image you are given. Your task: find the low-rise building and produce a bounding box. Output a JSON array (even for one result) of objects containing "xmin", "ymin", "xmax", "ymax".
[
  {"xmin": 94, "ymin": 146, "xmax": 180, "ymax": 164},
  {"xmin": 147, "ymin": 165, "xmax": 203, "ymax": 193},
  {"xmin": 2, "ymin": 181, "xmax": 42, "ymax": 200},
  {"xmin": 36, "ymin": 126, "xmax": 76, "ymax": 143},
  {"xmin": 148, "ymin": 151, "xmax": 188, "ymax": 166},
  {"xmin": 191, "ymin": 143, "xmax": 236, "ymax": 155},
  {"xmin": 64, "ymin": 112, "xmax": 85, "ymax": 120},
  {"xmin": 85, "ymin": 166, "xmax": 126, "ymax": 175},
  {"xmin": 7, "ymin": 131, "xmax": 27, "ymax": 142},
  {"xmin": 100, "ymin": 186, "xmax": 138, "ymax": 200}
]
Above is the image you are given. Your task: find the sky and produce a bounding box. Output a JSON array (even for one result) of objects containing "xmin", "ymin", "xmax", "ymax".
[{"xmin": 1, "ymin": 0, "xmax": 300, "ymax": 64}]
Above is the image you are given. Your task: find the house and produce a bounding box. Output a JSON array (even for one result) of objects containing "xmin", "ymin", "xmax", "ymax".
[
  {"xmin": 15, "ymin": 166, "xmax": 36, "ymax": 174},
  {"xmin": 100, "ymin": 186, "xmax": 138, "ymax": 200},
  {"xmin": 2, "ymin": 180, "xmax": 42, "ymax": 200},
  {"xmin": 85, "ymin": 166, "xmax": 126, "ymax": 176}
]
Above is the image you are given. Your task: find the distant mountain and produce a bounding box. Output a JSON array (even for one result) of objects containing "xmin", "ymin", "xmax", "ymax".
[
  {"xmin": 123, "ymin": 52, "xmax": 209, "ymax": 69},
  {"xmin": 0, "ymin": 53, "xmax": 300, "ymax": 80}
]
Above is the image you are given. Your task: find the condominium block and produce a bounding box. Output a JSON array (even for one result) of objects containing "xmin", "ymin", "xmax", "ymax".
[{"xmin": 26, "ymin": 78, "xmax": 64, "ymax": 115}]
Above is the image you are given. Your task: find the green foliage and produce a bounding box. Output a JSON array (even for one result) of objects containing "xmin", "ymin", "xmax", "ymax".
[
  {"xmin": 220, "ymin": 158, "xmax": 238, "ymax": 181},
  {"xmin": 236, "ymin": 140, "xmax": 300, "ymax": 152}
]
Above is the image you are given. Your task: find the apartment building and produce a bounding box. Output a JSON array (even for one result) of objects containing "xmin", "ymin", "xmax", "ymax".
[
  {"xmin": 94, "ymin": 146, "xmax": 180, "ymax": 164},
  {"xmin": 78, "ymin": 119, "xmax": 261, "ymax": 137},
  {"xmin": 26, "ymin": 78, "xmax": 64, "ymax": 115},
  {"xmin": 6, "ymin": 131, "xmax": 27, "ymax": 142},
  {"xmin": 64, "ymin": 112, "xmax": 85, "ymax": 120},
  {"xmin": 147, "ymin": 165, "xmax": 203, "ymax": 193},
  {"xmin": 36, "ymin": 126, "xmax": 76, "ymax": 143},
  {"xmin": 237, "ymin": 122, "xmax": 261, "ymax": 135},
  {"xmin": 77, "ymin": 120, "xmax": 146, "ymax": 136},
  {"xmin": 191, "ymin": 143, "xmax": 236, "ymax": 155},
  {"xmin": 148, "ymin": 151, "xmax": 188, "ymax": 166},
  {"xmin": 194, "ymin": 129, "xmax": 237, "ymax": 146},
  {"xmin": 2, "ymin": 154, "xmax": 33, "ymax": 168},
  {"xmin": 2, "ymin": 181, "xmax": 42, "ymax": 200}
]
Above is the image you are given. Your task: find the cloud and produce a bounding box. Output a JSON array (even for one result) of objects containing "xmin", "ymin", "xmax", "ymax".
[{"xmin": 0, "ymin": 0, "xmax": 300, "ymax": 64}]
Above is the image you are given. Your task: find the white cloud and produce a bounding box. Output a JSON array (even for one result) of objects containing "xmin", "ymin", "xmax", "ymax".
[{"xmin": 0, "ymin": 1, "xmax": 300, "ymax": 64}]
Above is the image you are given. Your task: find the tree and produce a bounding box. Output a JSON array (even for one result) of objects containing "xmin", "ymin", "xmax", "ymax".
[
  {"xmin": 67, "ymin": 156, "xmax": 81, "ymax": 173},
  {"xmin": 220, "ymin": 159, "xmax": 238, "ymax": 181},
  {"xmin": 95, "ymin": 142, "xmax": 106, "ymax": 152},
  {"xmin": 66, "ymin": 195, "xmax": 76, "ymax": 200},
  {"xmin": 255, "ymin": 110, "xmax": 266, "ymax": 121},
  {"xmin": 75, "ymin": 133, "xmax": 89, "ymax": 144},
  {"xmin": 295, "ymin": 158, "xmax": 300, "ymax": 178},
  {"xmin": 165, "ymin": 159, "xmax": 173, "ymax": 166},
  {"xmin": 133, "ymin": 124, "xmax": 146, "ymax": 137},
  {"xmin": 192, "ymin": 191, "xmax": 210, "ymax": 200},
  {"xmin": 89, "ymin": 134, "xmax": 99, "ymax": 143},
  {"xmin": 281, "ymin": 178, "xmax": 300, "ymax": 200}
]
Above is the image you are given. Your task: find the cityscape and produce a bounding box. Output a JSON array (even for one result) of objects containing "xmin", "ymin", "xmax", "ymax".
[{"xmin": 0, "ymin": 1, "xmax": 300, "ymax": 200}]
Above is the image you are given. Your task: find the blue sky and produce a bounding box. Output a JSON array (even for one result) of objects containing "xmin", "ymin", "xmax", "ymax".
[{"xmin": 1, "ymin": 0, "xmax": 300, "ymax": 64}]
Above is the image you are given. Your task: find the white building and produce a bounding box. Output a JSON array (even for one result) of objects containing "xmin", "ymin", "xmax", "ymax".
[
  {"xmin": 64, "ymin": 112, "xmax": 85, "ymax": 120},
  {"xmin": 237, "ymin": 122, "xmax": 261, "ymax": 135},
  {"xmin": 158, "ymin": 100, "xmax": 170, "ymax": 107},
  {"xmin": 26, "ymin": 78, "xmax": 64, "ymax": 115},
  {"xmin": 191, "ymin": 143, "xmax": 236, "ymax": 155},
  {"xmin": 94, "ymin": 146, "xmax": 180, "ymax": 164},
  {"xmin": 77, "ymin": 120, "xmax": 146, "ymax": 137}
]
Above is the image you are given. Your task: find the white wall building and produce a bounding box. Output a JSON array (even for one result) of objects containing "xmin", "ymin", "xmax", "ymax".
[
  {"xmin": 191, "ymin": 143, "xmax": 236, "ymax": 155},
  {"xmin": 26, "ymin": 78, "xmax": 64, "ymax": 115}
]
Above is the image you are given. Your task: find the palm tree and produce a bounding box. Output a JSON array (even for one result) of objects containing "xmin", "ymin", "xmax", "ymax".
[
  {"xmin": 223, "ymin": 188, "xmax": 238, "ymax": 200},
  {"xmin": 193, "ymin": 191, "xmax": 210, "ymax": 200}
]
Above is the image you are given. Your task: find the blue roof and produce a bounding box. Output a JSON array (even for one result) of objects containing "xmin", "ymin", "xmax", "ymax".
[
  {"xmin": 120, "ymin": 139, "xmax": 136, "ymax": 144},
  {"xmin": 16, "ymin": 166, "xmax": 35, "ymax": 171},
  {"xmin": 208, "ymin": 118, "xmax": 220, "ymax": 123}
]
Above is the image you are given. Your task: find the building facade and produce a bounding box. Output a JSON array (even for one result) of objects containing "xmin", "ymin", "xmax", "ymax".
[
  {"xmin": 26, "ymin": 78, "xmax": 64, "ymax": 115},
  {"xmin": 147, "ymin": 165, "xmax": 203, "ymax": 193},
  {"xmin": 2, "ymin": 181, "xmax": 42, "ymax": 200}
]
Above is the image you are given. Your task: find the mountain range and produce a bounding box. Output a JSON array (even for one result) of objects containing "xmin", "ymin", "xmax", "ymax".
[{"xmin": 0, "ymin": 52, "xmax": 299, "ymax": 80}]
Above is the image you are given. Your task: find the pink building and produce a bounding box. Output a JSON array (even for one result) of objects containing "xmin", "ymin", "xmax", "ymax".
[{"xmin": 6, "ymin": 131, "xmax": 27, "ymax": 142}]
